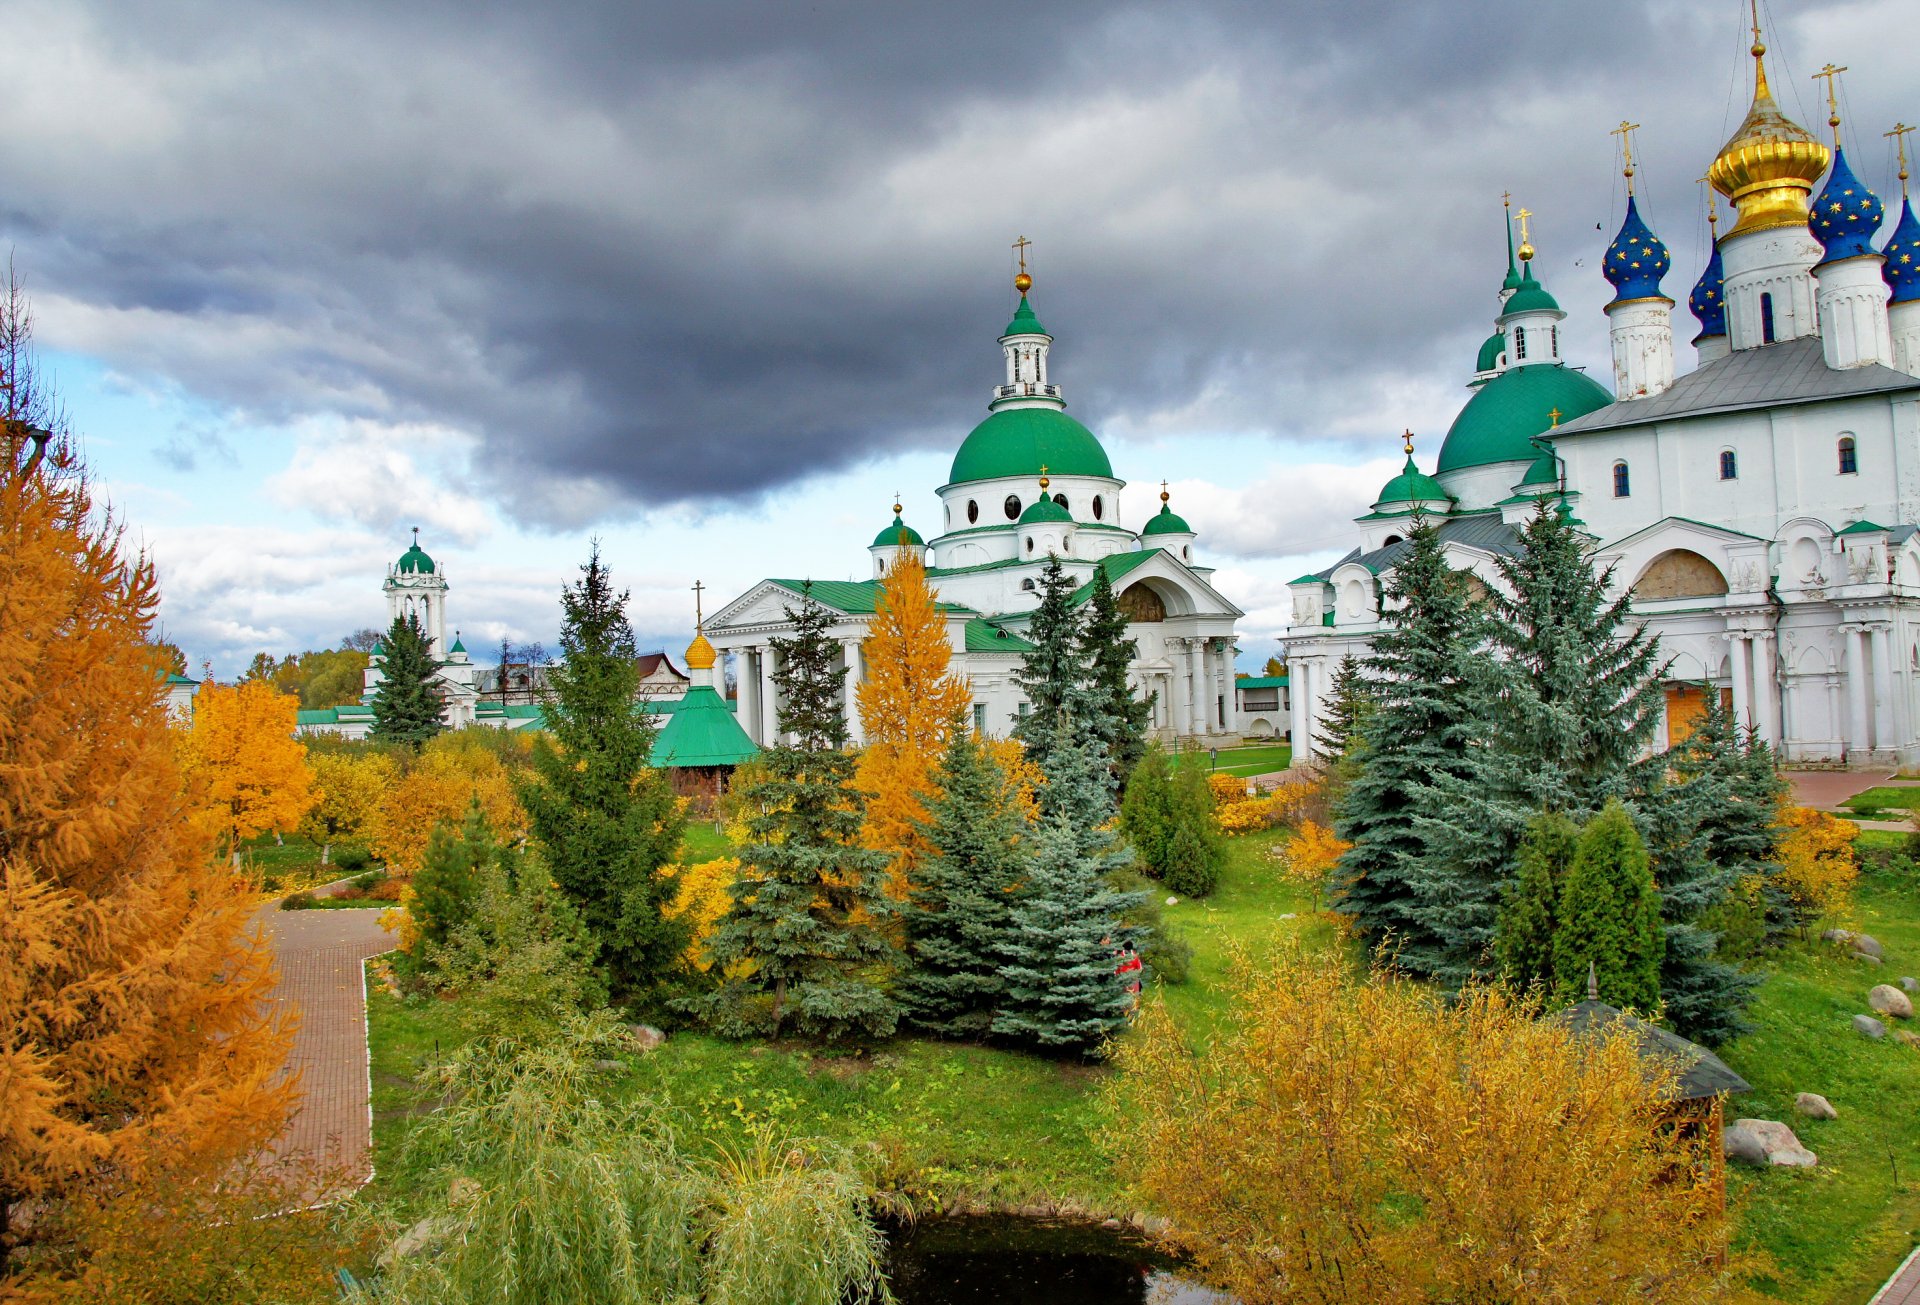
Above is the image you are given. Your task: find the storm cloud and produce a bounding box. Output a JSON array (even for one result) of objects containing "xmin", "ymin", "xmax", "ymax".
[{"xmin": 3, "ymin": 0, "xmax": 1912, "ymax": 532}]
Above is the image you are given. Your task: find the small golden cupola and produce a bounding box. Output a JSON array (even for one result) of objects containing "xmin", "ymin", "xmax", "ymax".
[
  {"xmin": 684, "ymin": 580, "xmax": 717, "ymax": 678},
  {"xmin": 1706, "ymin": 7, "xmax": 1831, "ymax": 238}
]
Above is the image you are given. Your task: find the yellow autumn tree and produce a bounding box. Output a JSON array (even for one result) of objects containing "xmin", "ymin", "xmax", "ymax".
[
  {"xmin": 369, "ymin": 741, "xmax": 524, "ymax": 874},
  {"xmin": 854, "ymin": 542, "xmax": 971, "ymax": 898},
  {"xmin": 1109, "ymin": 946, "xmax": 1749, "ymax": 1304},
  {"xmin": 178, "ymin": 679, "xmax": 317, "ymax": 865},
  {"xmin": 1774, "ymin": 804, "xmax": 1859, "ymax": 931},
  {"xmin": 299, "ymin": 749, "xmax": 400, "ymax": 864},
  {"xmin": 0, "ymin": 289, "xmax": 294, "ymax": 1284}
]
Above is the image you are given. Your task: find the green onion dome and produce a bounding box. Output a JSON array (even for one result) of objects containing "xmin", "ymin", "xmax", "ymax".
[
  {"xmin": 872, "ymin": 512, "xmax": 925, "ymax": 547},
  {"xmin": 1475, "ymin": 328, "xmax": 1506, "ymax": 373},
  {"xmin": 1002, "ymin": 294, "xmax": 1049, "ymax": 338},
  {"xmin": 1372, "ymin": 456, "xmax": 1451, "ymax": 510},
  {"xmin": 948, "ymin": 406, "xmax": 1113, "ymax": 486},
  {"xmin": 1141, "ymin": 498, "xmax": 1193, "ymax": 535},
  {"xmin": 1017, "ymin": 495, "xmax": 1073, "ymax": 525},
  {"xmin": 396, "ymin": 541, "xmax": 436, "ymax": 574},
  {"xmin": 1435, "ymin": 364, "xmax": 1610, "ymax": 473},
  {"xmin": 1500, "ymin": 268, "xmax": 1561, "ymax": 316}
]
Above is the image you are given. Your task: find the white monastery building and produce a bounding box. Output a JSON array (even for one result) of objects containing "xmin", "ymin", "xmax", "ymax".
[
  {"xmin": 1284, "ymin": 29, "xmax": 1920, "ymax": 768},
  {"xmin": 704, "ymin": 267, "xmax": 1244, "ymax": 746}
]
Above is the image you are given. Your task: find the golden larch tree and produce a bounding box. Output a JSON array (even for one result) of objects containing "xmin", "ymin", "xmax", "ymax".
[
  {"xmin": 178, "ymin": 679, "xmax": 317, "ymax": 865},
  {"xmin": 369, "ymin": 742, "xmax": 523, "ymax": 874},
  {"xmin": 299, "ymin": 749, "xmax": 401, "ymax": 864},
  {"xmin": 854, "ymin": 542, "xmax": 971, "ymax": 898},
  {"xmin": 0, "ymin": 283, "xmax": 294, "ymax": 1278}
]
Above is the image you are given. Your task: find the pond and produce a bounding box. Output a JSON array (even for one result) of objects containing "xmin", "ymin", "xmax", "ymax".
[{"xmin": 880, "ymin": 1215, "xmax": 1229, "ymax": 1304}]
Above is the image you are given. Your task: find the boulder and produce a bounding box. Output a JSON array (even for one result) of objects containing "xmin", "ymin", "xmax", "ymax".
[
  {"xmin": 380, "ymin": 1214, "xmax": 454, "ymax": 1266},
  {"xmin": 1903, "ymin": 977, "xmax": 1918, "ymax": 993},
  {"xmin": 1855, "ymin": 953, "xmax": 1883, "ymax": 966},
  {"xmin": 1854, "ymin": 934, "xmax": 1885, "ymax": 960},
  {"xmin": 1725, "ymin": 1118, "xmax": 1818, "ymax": 1168},
  {"xmin": 1821, "ymin": 928, "xmax": 1854, "ymax": 945},
  {"xmin": 1869, "ymin": 985, "xmax": 1915, "ymax": 1019},
  {"xmin": 447, "ymin": 1176, "xmax": 483, "ymax": 1208},
  {"xmin": 1794, "ymin": 1093, "xmax": 1837, "ymax": 1120},
  {"xmin": 626, "ymin": 1024, "xmax": 666, "ymax": 1051},
  {"xmin": 1855, "ymin": 1014, "xmax": 1888, "ymax": 1039}
]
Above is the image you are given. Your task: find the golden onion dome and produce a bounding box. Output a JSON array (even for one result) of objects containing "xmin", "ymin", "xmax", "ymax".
[
  {"xmin": 683, "ymin": 632, "xmax": 717, "ymax": 672},
  {"xmin": 1707, "ymin": 36, "xmax": 1830, "ymax": 238}
]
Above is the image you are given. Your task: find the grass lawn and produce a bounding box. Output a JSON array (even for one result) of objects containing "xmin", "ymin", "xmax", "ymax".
[
  {"xmin": 239, "ymin": 833, "xmax": 345, "ymax": 895},
  {"xmin": 360, "ymin": 822, "xmax": 1920, "ymax": 1300},
  {"xmin": 1841, "ymin": 786, "xmax": 1920, "ymax": 815},
  {"xmin": 1204, "ymin": 742, "xmax": 1292, "ymax": 778}
]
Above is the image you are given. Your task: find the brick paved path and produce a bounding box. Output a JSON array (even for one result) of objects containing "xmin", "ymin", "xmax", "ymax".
[
  {"xmin": 1871, "ymin": 1246, "xmax": 1920, "ymax": 1304},
  {"xmin": 256, "ymin": 901, "xmax": 396, "ymax": 1198}
]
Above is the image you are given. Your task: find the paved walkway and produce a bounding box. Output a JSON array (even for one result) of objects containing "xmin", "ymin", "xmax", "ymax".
[
  {"xmin": 255, "ymin": 898, "xmax": 397, "ymax": 1198},
  {"xmin": 1871, "ymin": 1246, "xmax": 1920, "ymax": 1304}
]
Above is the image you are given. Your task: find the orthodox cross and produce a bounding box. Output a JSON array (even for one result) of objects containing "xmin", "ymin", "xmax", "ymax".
[
  {"xmin": 1548, "ymin": 407, "xmax": 1562, "ymax": 429},
  {"xmin": 1012, "ymin": 235, "xmax": 1032, "ymax": 274},
  {"xmin": 1888, "ymin": 123, "xmax": 1916, "ymax": 196},
  {"xmin": 1159, "ymin": 478, "xmax": 1169, "ymax": 504},
  {"xmin": 1611, "ymin": 120, "xmax": 1641, "ymax": 194},
  {"xmin": 1812, "ymin": 64, "xmax": 1848, "ymax": 142},
  {"xmin": 1038, "ymin": 463, "xmax": 1050, "ymax": 490},
  {"xmin": 1516, "ymin": 207, "xmax": 1535, "ymax": 261},
  {"xmin": 691, "ymin": 579, "xmax": 705, "ymax": 631},
  {"xmin": 1698, "ymin": 173, "xmax": 1718, "ymax": 230},
  {"xmin": 1402, "ymin": 429, "xmax": 1415, "ymax": 456}
]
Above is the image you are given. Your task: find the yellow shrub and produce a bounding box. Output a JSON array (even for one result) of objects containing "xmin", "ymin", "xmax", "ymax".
[
  {"xmin": 1774, "ymin": 805, "xmax": 1858, "ymax": 927},
  {"xmin": 1282, "ymin": 820, "xmax": 1352, "ymax": 887},
  {"xmin": 1209, "ymin": 772, "xmax": 1254, "ymax": 807},
  {"xmin": 660, "ymin": 856, "xmax": 740, "ymax": 971},
  {"xmin": 1218, "ymin": 794, "xmax": 1286, "ymax": 834},
  {"xmin": 380, "ymin": 885, "xmax": 421, "ymax": 955}
]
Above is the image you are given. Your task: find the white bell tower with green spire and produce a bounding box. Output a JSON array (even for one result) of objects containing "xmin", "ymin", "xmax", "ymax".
[{"xmin": 384, "ymin": 526, "xmax": 449, "ymax": 657}]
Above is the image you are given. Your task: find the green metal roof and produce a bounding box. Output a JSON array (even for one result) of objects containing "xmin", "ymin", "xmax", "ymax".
[
  {"xmin": 1003, "ymin": 294, "xmax": 1049, "ymax": 338},
  {"xmin": 1837, "ymin": 519, "xmax": 1889, "ymax": 535},
  {"xmin": 1372, "ymin": 456, "xmax": 1452, "ymax": 509},
  {"xmin": 766, "ymin": 579, "xmax": 974, "ymax": 617},
  {"xmin": 948, "ymin": 406, "xmax": 1113, "ymax": 486},
  {"xmin": 1476, "ymin": 328, "xmax": 1505, "ymax": 373},
  {"xmin": 872, "ymin": 513, "xmax": 925, "ymax": 548},
  {"xmin": 1068, "ymin": 549, "xmax": 1162, "ymax": 605},
  {"xmin": 295, "ymin": 708, "xmax": 340, "ymax": 726},
  {"xmin": 1236, "ymin": 675, "xmax": 1288, "ymax": 689},
  {"xmin": 965, "ymin": 618, "xmax": 1036, "ymax": 653},
  {"xmin": 1018, "ymin": 496, "xmax": 1073, "ymax": 525},
  {"xmin": 1519, "ymin": 452, "xmax": 1559, "ymax": 486},
  {"xmin": 1436, "ymin": 364, "xmax": 1611, "ymax": 473},
  {"xmin": 164, "ymin": 671, "xmax": 199, "ymax": 686},
  {"xmin": 396, "ymin": 543, "xmax": 436, "ymax": 575},
  {"xmin": 650, "ymin": 685, "xmax": 759, "ymax": 768},
  {"xmin": 1140, "ymin": 503, "xmax": 1193, "ymax": 535},
  {"xmin": 1500, "ymin": 269, "xmax": 1560, "ymax": 316},
  {"xmin": 449, "ymin": 636, "xmax": 466, "ymax": 654}
]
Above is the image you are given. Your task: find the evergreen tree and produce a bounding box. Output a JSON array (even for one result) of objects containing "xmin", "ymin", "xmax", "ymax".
[
  {"xmin": 1011, "ymin": 555, "xmax": 1083, "ymax": 777},
  {"xmin": 368, "ymin": 612, "xmax": 445, "ymax": 747},
  {"xmin": 410, "ymin": 797, "xmax": 494, "ymax": 954},
  {"xmin": 1122, "ymin": 744, "xmax": 1223, "ymax": 896},
  {"xmin": 1119, "ymin": 743, "xmax": 1175, "ymax": 878},
  {"xmin": 518, "ymin": 546, "xmax": 685, "ymax": 997},
  {"xmin": 1313, "ymin": 655, "xmax": 1375, "ymax": 760},
  {"xmin": 897, "ymin": 723, "xmax": 1030, "ymax": 1038},
  {"xmin": 1331, "ymin": 516, "xmax": 1491, "ymax": 979},
  {"xmin": 700, "ymin": 585, "xmax": 899, "ymax": 1041},
  {"xmin": 1078, "ymin": 567, "xmax": 1151, "ymax": 777},
  {"xmin": 1491, "ymin": 810, "xmax": 1578, "ymax": 990},
  {"xmin": 994, "ymin": 725, "xmax": 1146, "ymax": 1055},
  {"xmin": 1551, "ymin": 801, "xmax": 1664, "ymax": 1012}
]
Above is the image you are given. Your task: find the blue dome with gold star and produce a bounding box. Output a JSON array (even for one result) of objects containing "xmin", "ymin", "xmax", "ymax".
[
  {"xmin": 1812, "ymin": 148, "xmax": 1885, "ymax": 264},
  {"xmin": 1689, "ymin": 244, "xmax": 1727, "ymax": 337},
  {"xmin": 1883, "ymin": 197, "xmax": 1920, "ymax": 304},
  {"xmin": 1602, "ymin": 197, "xmax": 1672, "ymax": 303}
]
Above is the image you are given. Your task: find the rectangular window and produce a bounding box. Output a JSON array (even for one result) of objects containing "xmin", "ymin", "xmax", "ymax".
[
  {"xmin": 1016, "ymin": 701, "xmax": 1030, "ymax": 718},
  {"xmin": 1719, "ymin": 450, "xmax": 1737, "ymax": 480},
  {"xmin": 1514, "ymin": 327, "xmax": 1527, "ymax": 360},
  {"xmin": 1613, "ymin": 462, "xmax": 1631, "ymax": 498},
  {"xmin": 973, "ymin": 703, "xmax": 987, "ymax": 735},
  {"xmin": 1760, "ymin": 292, "xmax": 1776, "ymax": 344},
  {"xmin": 1839, "ymin": 438, "xmax": 1858, "ymax": 475}
]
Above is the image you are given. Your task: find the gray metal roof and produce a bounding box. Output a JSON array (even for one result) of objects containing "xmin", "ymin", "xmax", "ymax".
[
  {"xmin": 1556, "ymin": 1000, "xmax": 1752, "ymax": 1101},
  {"xmin": 1553, "ymin": 336, "xmax": 1920, "ymax": 437},
  {"xmin": 1307, "ymin": 515, "xmax": 1523, "ymax": 580}
]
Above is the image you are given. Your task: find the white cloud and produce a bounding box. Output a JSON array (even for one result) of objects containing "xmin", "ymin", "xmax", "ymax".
[{"xmin": 266, "ymin": 417, "xmax": 494, "ymax": 544}]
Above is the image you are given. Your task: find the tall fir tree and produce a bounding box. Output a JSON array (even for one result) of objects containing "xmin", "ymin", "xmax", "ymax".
[
  {"xmin": 1011, "ymin": 554, "xmax": 1084, "ymax": 778},
  {"xmin": 1331, "ymin": 515, "xmax": 1491, "ymax": 980},
  {"xmin": 1491, "ymin": 810, "xmax": 1579, "ymax": 991},
  {"xmin": 1551, "ymin": 800, "xmax": 1665, "ymax": 1012},
  {"xmin": 993, "ymin": 720, "xmax": 1146, "ymax": 1055},
  {"xmin": 1313, "ymin": 655, "xmax": 1375, "ymax": 761},
  {"xmin": 1078, "ymin": 567, "xmax": 1152, "ymax": 778},
  {"xmin": 517, "ymin": 546, "xmax": 685, "ymax": 997},
  {"xmin": 410, "ymin": 797, "xmax": 494, "ymax": 953},
  {"xmin": 1120, "ymin": 744, "xmax": 1223, "ymax": 897},
  {"xmin": 700, "ymin": 585, "xmax": 900, "ymax": 1041},
  {"xmin": 368, "ymin": 611, "xmax": 445, "ymax": 747},
  {"xmin": 897, "ymin": 722, "xmax": 1030, "ymax": 1038}
]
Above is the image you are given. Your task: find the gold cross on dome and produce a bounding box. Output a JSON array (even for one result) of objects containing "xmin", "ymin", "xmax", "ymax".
[
  {"xmin": 1402, "ymin": 429, "xmax": 1415, "ymax": 456},
  {"xmin": 1548, "ymin": 407, "xmax": 1563, "ymax": 429},
  {"xmin": 1889, "ymin": 123, "xmax": 1916, "ymax": 194},
  {"xmin": 1813, "ymin": 64, "xmax": 1848, "ymax": 141},
  {"xmin": 1611, "ymin": 120, "xmax": 1641, "ymax": 193},
  {"xmin": 692, "ymin": 579, "xmax": 705, "ymax": 630},
  {"xmin": 1012, "ymin": 235, "xmax": 1032, "ymax": 274},
  {"xmin": 1516, "ymin": 207, "xmax": 1535, "ymax": 261}
]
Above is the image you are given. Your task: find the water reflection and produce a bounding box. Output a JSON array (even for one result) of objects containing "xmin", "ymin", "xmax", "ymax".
[{"xmin": 881, "ymin": 1215, "xmax": 1230, "ymax": 1304}]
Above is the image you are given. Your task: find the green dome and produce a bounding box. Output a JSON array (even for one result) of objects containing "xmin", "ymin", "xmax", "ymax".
[
  {"xmin": 1140, "ymin": 502, "xmax": 1193, "ymax": 535},
  {"xmin": 396, "ymin": 542, "xmax": 436, "ymax": 574},
  {"xmin": 1518, "ymin": 452, "xmax": 1559, "ymax": 487},
  {"xmin": 449, "ymin": 635, "xmax": 466, "ymax": 654},
  {"xmin": 1003, "ymin": 294, "xmax": 1049, "ymax": 337},
  {"xmin": 1475, "ymin": 328, "xmax": 1506, "ymax": 373},
  {"xmin": 948, "ymin": 406, "xmax": 1113, "ymax": 486},
  {"xmin": 1372, "ymin": 456, "xmax": 1451, "ymax": 509},
  {"xmin": 1018, "ymin": 495, "xmax": 1073, "ymax": 525},
  {"xmin": 1435, "ymin": 364, "xmax": 1611, "ymax": 474},
  {"xmin": 1501, "ymin": 270, "xmax": 1560, "ymax": 316},
  {"xmin": 872, "ymin": 514, "xmax": 925, "ymax": 548}
]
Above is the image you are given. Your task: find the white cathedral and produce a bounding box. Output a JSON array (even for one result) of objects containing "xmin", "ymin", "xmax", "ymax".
[
  {"xmin": 703, "ymin": 268, "xmax": 1245, "ymax": 746},
  {"xmin": 1284, "ymin": 29, "xmax": 1920, "ymax": 768}
]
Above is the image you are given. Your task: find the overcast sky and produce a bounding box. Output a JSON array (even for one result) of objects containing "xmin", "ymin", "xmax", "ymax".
[{"xmin": 6, "ymin": 0, "xmax": 1913, "ymax": 674}]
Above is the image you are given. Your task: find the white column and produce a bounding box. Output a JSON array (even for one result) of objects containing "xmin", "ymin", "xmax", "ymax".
[
  {"xmin": 843, "ymin": 640, "xmax": 864, "ymax": 745},
  {"xmin": 1187, "ymin": 637, "xmax": 1206, "ymax": 740},
  {"xmin": 1871, "ymin": 624, "xmax": 1895, "ymax": 753},
  {"xmin": 1826, "ymin": 675, "xmax": 1844, "ymax": 760},
  {"xmin": 1287, "ymin": 660, "xmax": 1309, "ymax": 759},
  {"xmin": 1727, "ymin": 634, "xmax": 1752, "ymax": 734},
  {"xmin": 1169, "ymin": 645, "xmax": 1190, "ymax": 738},
  {"xmin": 759, "ymin": 646, "xmax": 780, "ymax": 746},
  {"xmin": 1218, "ymin": 642, "xmax": 1240, "ymax": 735},
  {"xmin": 1845, "ymin": 625, "xmax": 1872, "ymax": 758},
  {"xmin": 736, "ymin": 650, "xmax": 758, "ymax": 743},
  {"xmin": 1751, "ymin": 633, "xmax": 1777, "ymax": 750}
]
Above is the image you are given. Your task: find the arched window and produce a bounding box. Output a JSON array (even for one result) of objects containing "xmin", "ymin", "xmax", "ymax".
[
  {"xmin": 1183, "ymin": 545, "xmax": 1192, "ymax": 560},
  {"xmin": 1382, "ymin": 534, "xmax": 1404, "ymax": 546},
  {"xmin": 1514, "ymin": 327, "xmax": 1528, "ymax": 360},
  {"xmin": 1719, "ymin": 450, "xmax": 1737, "ymax": 480},
  {"xmin": 1613, "ymin": 461, "xmax": 1631, "ymax": 497},
  {"xmin": 966, "ymin": 499, "xmax": 979, "ymax": 524},
  {"xmin": 944, "ymin": 504, "xmax": 952, "ymax": 527},
  {"xmin": 1550, "ymin": 325, "xmax": 1559, "ymax": 356},
  {"xmin": 1021, "ymin": 578, "xmax": 1035, "ymax": 591},
  {"xmin": 1052, "ymin": 492, "xmax": 1067, "ymax": 510},
  {"xmin": 1839, "ymin": 436, "xmax": 1858, "ymax": 475},
  {"xmin": 1064, "ymin": 534, "xmax": 1074, "ymax": 551},
  {"xmin": 1025, "ymin": 535, "xmax": 1035, "ymax": 554},
  {"xmin": 1760, "ymin": 292, "xmax": 1776, "ymax": 344},
  {"xmin": 1092, "ymin": 495, "xmax": 1104, "ymax": 520},
  {"xmin": 1003, "ymin": 495, "xmax": 1020, "ymax": 520}
]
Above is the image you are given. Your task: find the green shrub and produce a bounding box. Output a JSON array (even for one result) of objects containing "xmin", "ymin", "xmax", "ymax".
[
  {"xmin": 350, "ymin": 870, "xmax": 382, "ymax": 892},
  {"xmin": 280, "ymin": 892, "xmax": 318, "ymax": 911},
  {"xmin": 334, "ymin": 844, "xmax": 374, "ymax": 873}
]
